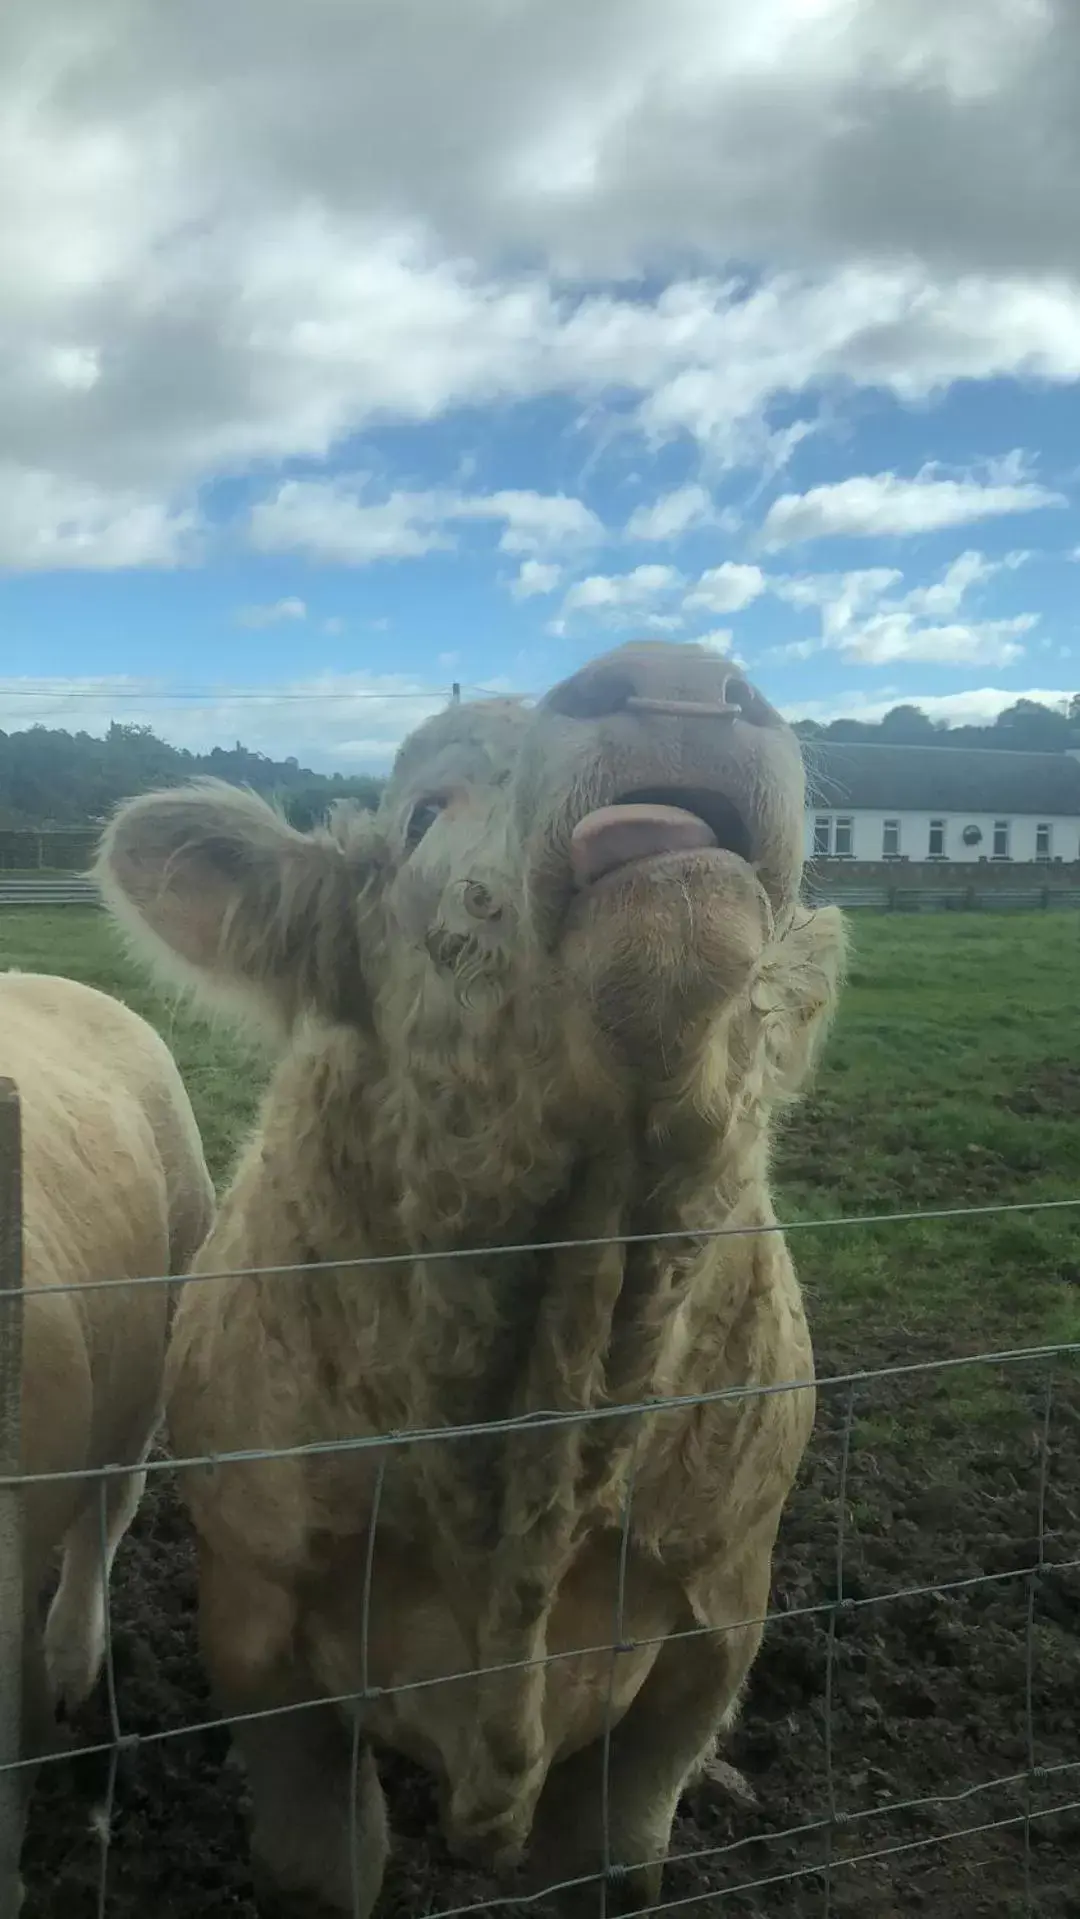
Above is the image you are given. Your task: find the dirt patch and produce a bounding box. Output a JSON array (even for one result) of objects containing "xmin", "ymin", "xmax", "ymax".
[
  {"xmin": 778, "ymin": 1096, "xmax": 1027, "ymax": 1209},
  {"xmin": 19, "ymin": 1352, "xmax": 1080, "ymax": 1918},
  {"xmin": 999, "ymin": 1062, "xmax": 1080, "ymax": 1120}
]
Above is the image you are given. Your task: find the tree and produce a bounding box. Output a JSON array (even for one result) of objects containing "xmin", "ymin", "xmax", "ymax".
[
  {"xmin": 878, "ymin": 704, "xmax": 939, "ymax": 743},
  {"xmin": 993, "ymin": 698, "xmax": 1072, "ymax": 752},
  {"xmin": 0, "ymin": 723, "xmax": 388, "ymax": 829}
]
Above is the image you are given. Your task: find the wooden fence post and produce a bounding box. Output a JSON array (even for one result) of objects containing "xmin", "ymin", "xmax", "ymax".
[{"xmin": 0, "ymin": 1081, "xmax": 24, "ymax": 1900}]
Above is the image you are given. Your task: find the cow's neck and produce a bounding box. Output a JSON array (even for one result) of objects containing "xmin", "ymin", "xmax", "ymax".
[{"xmin": 269, "ymin": 1002, "xmax": 773, "ymax": 1421}]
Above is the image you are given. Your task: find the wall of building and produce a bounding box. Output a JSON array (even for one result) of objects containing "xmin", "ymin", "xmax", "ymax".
[{"xmin": 804, "ymin": 808, "xmax": 1080, "ymax": 865}]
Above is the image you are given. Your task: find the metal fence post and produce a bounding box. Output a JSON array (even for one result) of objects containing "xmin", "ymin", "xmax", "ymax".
[{"xmin": 0, "ymin": 1080, "xmax": 24, "ymax": 1899}]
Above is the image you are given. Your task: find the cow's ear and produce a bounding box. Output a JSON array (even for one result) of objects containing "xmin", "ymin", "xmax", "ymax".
[
  {"xmin": 96, "ymin": 780, "xmax": 380, "ymax": 1035},
  {"xmin": 753, "ymin": 902, "xmax": 847, "ymax": 1104}
]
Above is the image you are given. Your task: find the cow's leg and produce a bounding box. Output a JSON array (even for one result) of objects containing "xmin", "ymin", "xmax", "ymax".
[
  {"xmin": 198, "ymin": 1541, "xmax": 389, "ymax": 1919},
  {"xmin": 526, "ymin": 1551, "xmax": 771, "ymax": 1915},
  {"xmin": 242, "ymin": 1712, "xmax": 388, "ymax": 1919},
  {"xmin": 4, "ymin": 1602, "xmax": 59, "ymax": 1915},
  {"xmin": 44, "ymin": 1441, "xmax": 152, "ymax": 1714}
]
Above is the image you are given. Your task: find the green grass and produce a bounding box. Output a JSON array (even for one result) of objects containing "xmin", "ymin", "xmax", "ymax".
[
  {"xmin": 2, "ymin": 906, "xmax": 1078, "ymax": 1449},
  {"xmin": 771, "ymin": 911, "xmax": 1080, "ymax": 1451},
  {"xmin": 0, "ymin": 908, "xmax": 265, "ymax": 1185}
]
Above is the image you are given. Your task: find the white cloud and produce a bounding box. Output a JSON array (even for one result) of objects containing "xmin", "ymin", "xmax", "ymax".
[
  {"xmin": 5, "ymin": 3, "xmax": 1080, "ymax": 571},
  {"xmin": 511, "ymin": 559, "xmax": 562, "ymax": 598},
  {"xmin": 458, "ymin": 490, "xmax": 601, "ymax": 554},
  {"xmin": 236, "ymin": 596, "xmax": 307, "ymax": 628},
  {"xmin": 625, "ymin": 484, "xmax": 713, "ymax": 542},
  {"xmin": 775, "ymin": 567, "xmax": 903, "ymax": 639},
  {"xmin": 4, "ymin": 0, "xmax": 1072, "ymax": 301},
  {"xmin": 691, "ymin": 630, "xmax": 747, "ymax": 668},
  {"xmin": 0, "ymin": 466, "xmax": 198, "ymax": 571},
  {"xmin": 761, "ymin": 465, "xmax": 1065, "ymax": 549},
  {"xmin": 8, "ymin": 228, "xmax": 1080, "ymax": 557},
  {"xmin": 773, "ymin": 550, "xmax": 1041, "ymax": 667},
  {"xmin": 901, "ymin": 549, "xmax": 1023, "ymax": 619},
  {"xmin": 250, "ymin": 483, "xmax": 452, "ymax": 564},
  {"xmin": 831, "ymin": 612, "xmax": 1034, "ymax": 668},
  {"xmin": 683, "ymin": 561, "xmax": 766, "ymax": 615},
  {"xmin": 250, "ymin": 479, "xmax": 601, "ymax": 566},
  {"xmin": 562, "ymin": 564, "xmax": 681, "ymax": 619},
  {"xmin": 0, "ymin": 672, "xmax": 450, "ymax": 772}
]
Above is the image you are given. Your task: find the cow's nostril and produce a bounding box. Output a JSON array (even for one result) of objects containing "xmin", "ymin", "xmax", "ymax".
[
  {"xmin": 543, "ymin": 650, "xmax": 778, "ymax": 728},
  {"xmin": 544, "ymin": 669, "xmax": 637, "ymax": 721},
  {"xmin": 722, "ymin": 676, "xmax": 772, "ymax": 727}
]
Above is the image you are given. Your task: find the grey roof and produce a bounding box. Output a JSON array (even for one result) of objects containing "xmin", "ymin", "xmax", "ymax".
[{"xmin": 803, "ymin": 743, "xmax": 1080, "ymax": 816}]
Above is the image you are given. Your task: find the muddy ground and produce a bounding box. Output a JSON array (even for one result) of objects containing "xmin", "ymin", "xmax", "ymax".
[{"xmin": 19, "ymin": 1343, "xmax": 1080, "ymax": 1919}]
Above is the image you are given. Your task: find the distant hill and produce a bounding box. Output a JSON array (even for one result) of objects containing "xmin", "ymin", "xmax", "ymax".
[
  {"xmin": 0, "ymin": 720, "xmax": 385, "ymax": 830},
  {"xmin": 1, "ymin": 692, "xmax": 1077, "ymax": 832}
]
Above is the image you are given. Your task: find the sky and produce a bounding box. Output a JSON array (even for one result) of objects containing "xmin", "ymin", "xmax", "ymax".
[{"xmin": 3, "ymin": 0, "xmax": 1080, "ymax": 772}]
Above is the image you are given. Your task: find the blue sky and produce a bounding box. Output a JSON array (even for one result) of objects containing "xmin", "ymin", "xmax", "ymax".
[{"xmin": 3, "ymin": 1, "xmax": 1080, "ymax": 770}]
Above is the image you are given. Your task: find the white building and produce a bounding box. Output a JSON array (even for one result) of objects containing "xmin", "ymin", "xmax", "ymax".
[{"xmin": 803, "ymin": 743, "xmax": 1080, "ymax": 866}]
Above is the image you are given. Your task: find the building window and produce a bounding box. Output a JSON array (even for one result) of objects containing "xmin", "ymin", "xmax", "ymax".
[
  {"xmin": 834, "ymin": 816, "xmax": 854, "ymax": 858},
  {"xmin": 993, "ymin": 820, "xmax": 1011, "ymax": 860},
  {"xmin": 882, "ymin": 818, "xmax": 901, "ymax": 858},
  {"xmin": 928, "ymin": 819, "xmax": 945, "ymax": 858},
  {"xmin": 813, "ymin": 815, "xmax": 831, "ymax": 857},
  {"xmin": 1036, "ymin": 822, "xmax": 1052, "ymax": 859}
]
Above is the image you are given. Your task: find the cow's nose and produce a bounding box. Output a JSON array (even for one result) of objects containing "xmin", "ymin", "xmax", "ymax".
[{"xmin": 542, "ymin": 640, "xmax": 778, "ymax": 730}]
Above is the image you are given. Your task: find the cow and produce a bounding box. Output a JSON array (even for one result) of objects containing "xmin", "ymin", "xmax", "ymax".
[
  {"xmin": 0, "ymin": 969, "xmax": 214, "ymax": 1911},
  {"xmin": 96, "ymin": 639, "xmax": 845, "ymax": 1914}
]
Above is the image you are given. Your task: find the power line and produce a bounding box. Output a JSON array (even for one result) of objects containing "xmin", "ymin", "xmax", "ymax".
[
  {"xmin": 0, "ymin": 681, "xmax": 516, "ymax": 705},
  {"xmin": 0, "ymin": 686, "xmax": 451, "ymax": 703}
]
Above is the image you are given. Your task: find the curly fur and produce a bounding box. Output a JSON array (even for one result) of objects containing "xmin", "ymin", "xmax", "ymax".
[{"xmin": 96, "ymin": 640, "xmax": 846, "ymax": 1914}]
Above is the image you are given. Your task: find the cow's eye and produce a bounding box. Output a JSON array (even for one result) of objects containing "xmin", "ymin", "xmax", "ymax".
[{"xmin": 405, "ymin": 796, "xmax": 446, "ymax": 849}]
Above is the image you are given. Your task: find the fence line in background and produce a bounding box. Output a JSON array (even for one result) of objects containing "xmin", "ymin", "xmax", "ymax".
[
  {"xmin": 0, "ymin": 1085, "xmax": 1077, "ymax": 1917},
  {"xmin": 5, "ymin": 873, "xmax": 1080, "ymax": 912},
  {"xmin": 0, "ymin": 876, "xmax": 100, "ymax": 907},
  {"xmin": 804, "ymin": 882, "xmax": 1080, "ymax": 913}
]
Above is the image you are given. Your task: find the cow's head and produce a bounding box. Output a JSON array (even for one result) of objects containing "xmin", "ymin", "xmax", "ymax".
[{"xmin": 98, "ymin": 642, "xmax": 844, "ymax": 1201}]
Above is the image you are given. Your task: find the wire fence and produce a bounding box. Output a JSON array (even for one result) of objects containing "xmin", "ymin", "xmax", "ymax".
[{"xmin": 2, "ymin": 1094, "xmax": 1079, "ymax": 1917}]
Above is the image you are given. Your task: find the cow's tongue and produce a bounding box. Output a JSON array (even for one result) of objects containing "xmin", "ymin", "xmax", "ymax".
[{"xmin": 570, "ymin": 801, "xmax": 716, "ymax": 887}]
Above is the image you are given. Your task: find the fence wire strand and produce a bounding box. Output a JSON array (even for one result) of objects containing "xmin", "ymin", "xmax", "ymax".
[
  {"xmin": 2, "ymin": 1185, "xmax": 1078, "ymax": 1916},
  {"xmin": 599, "ymin": 1416, "xmax": 642, "ymax": 1917},
  {"xmin": 350, "ymin": 1447, "xmax": 387, "ymax": 1919},
  {"xmin": 4, "ymin": 1536, "xmax": 1080, "ymax": 1791},
  {"xmin": 822, "ymin": 1380, "xmax": 856, "ymax": 1918},
  {"xmin": 15, "ymin": 1191, "xmax": 1080, "ymax": 1303},
  {"xmin": 6, "ymin": 1331, "xmax": 1080, "ymax": 1497},
  {"xmin": 93, "ymin": 1475, "xmax": 123, "ymax": 1919}
]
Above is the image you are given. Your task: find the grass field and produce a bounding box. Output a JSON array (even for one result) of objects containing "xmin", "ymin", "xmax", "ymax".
[
  {"xmin": 5, "ymin": 903, "xmax": 1077, "ymax": 1403},
  {"xmin": 4, "ymin": 904, "xmax": 1080, "ymax": 1917}
]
